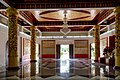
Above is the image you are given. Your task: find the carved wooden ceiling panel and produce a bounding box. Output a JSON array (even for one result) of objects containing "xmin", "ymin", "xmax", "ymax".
[
  {"xmin": 31, "ymin": 10, "xmax": 100, "ymax": 21},
  {"xmin": 0, "ymin": 0, "xmax": 118, "ymax": 32}
]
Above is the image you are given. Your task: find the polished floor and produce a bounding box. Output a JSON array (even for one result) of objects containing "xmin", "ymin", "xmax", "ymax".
[{"xmin": 0, "ymin": 58, "xmax": 119, "ymax": 80}]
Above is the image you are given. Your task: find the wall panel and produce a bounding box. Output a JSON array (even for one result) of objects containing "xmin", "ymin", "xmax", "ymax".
[
  {"xmin": 74, "ymin": 40, "xmax": 88, "ymax": 58},
  {"xmin": 42, "ymin": 40, "xmax": 55, "ymax": 58}
]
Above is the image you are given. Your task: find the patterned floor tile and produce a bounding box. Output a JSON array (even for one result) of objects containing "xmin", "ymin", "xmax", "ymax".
[
  {"xmin": 90, "ymin": 76, "xmax": 114, "ymax": 80},
  {"xmin": 0, "ymin": 59, "xmax": 118, "ymax": 80},
  {"xmin": 5, "ymin": 75, "xmax": 20, "ymax": 80},
  {"xmin": 45, "ymin": 75, "xmax": 65, "ymax": 80},
  {"xmin": 68, "ymin": 75, "xmax": 89, "ymax": 80}
]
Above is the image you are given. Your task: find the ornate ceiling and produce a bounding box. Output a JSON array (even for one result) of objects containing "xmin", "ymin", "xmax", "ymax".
[
  {"xmin": 0, "ymin": 0, "xmax": 119, "ymax": 32},
  {"xmin": 31, "ymin": 10, "xmax": 100, "ymax": 21}
]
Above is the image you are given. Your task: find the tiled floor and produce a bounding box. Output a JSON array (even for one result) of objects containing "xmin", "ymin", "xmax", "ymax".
[{"xmin": 0, "ymin": 58, "xmax": 119, "ymax": 80}]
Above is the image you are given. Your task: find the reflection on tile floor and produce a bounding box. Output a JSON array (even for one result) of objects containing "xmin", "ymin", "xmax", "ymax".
[{"xmin": 0, "ymin": 59, "xmax": 119, "ymax": 80}]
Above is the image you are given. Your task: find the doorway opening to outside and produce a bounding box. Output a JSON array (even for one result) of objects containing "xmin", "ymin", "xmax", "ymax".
[
  {"xmin": 91, "ymin": 43, "xmax": 95, "ymax": 60},
  {"xmin": 60, "ymin": 44, "xmax": 69, "ymax": 60},
  {"xmin": 60, "ymin": 44, "xmax": 70, "ymax": 73}
]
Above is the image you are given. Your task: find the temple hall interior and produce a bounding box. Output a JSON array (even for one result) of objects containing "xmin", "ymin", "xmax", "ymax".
[{"xmin": 0, "ymin": 0, "xmax": 120, "ymax": 79}]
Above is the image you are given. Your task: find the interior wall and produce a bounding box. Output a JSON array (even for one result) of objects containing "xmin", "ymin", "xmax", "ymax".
[
  {"xmin": 100, "ymin": 37, "xmax": 108, "ymax": 57},
  {"xmin": 109, "ymin": 35, "xmax": 115, "ymax": 48},
  {"xmin": 39, "ymin": 38, "xmax": 93, "ymax": 58},
  {"xmin": 74, "ymin": 40, "xmax": 89, "ymax": 58},
  {"xmin": 19, "ymin": 32, "xmax": 31, "ymax": 64},
  {"xmin": 41, "ymin": 40, "xmax": 55, "ymax": 58},
  {"xmin": 19, "ymin": 32, "xmax": 40, "ymax": 63},
  {"xmin": 0, "ymin": 24, "xmax": 33, "ymax": 67},
  {"xmin": 0, "ymin": 23, "xmax": 95, "ymax": 66},
  {"xmin": 100, "ymin": 29, "xmax": 115, "ymax": 39},
  {"xmin": 0, "ymin": 25, "xmax": 8, "ymax": 67},
  {"xmin": 56, "ymin": 40, "xmax": 74, "ymax": 44},
  {"xmin": 100, "ymin": 29, "xmax": 115, "ymax": 56}
]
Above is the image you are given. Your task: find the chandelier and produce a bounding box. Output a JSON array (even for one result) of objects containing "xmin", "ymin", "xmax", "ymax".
[{"xmin": 60, "ymin": 10, "xmax": 71, "ymax": 35}]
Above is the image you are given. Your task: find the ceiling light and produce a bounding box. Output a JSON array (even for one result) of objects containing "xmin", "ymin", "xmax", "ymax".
[{"xmin": 60, "ymin": 10, "xmax": 71, "ymax": 35}]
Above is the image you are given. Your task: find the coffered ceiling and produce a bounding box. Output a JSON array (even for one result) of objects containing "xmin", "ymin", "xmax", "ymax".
[
  {"xmin": 31, "ymin": 10, "xmax": 100, "ymax": 21},
  {"xmin": 0, "ymin": 0, "xmax": 118, "ymax": 32}
]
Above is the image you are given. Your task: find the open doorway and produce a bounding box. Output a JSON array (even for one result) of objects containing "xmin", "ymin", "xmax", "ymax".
[
  {"xmin": 60, "ymin": 44, "xmax": 69, "ymax": 60},
  {"xmin": 60, "ymin": 44, "xmax": 70, "ymax": 73}
]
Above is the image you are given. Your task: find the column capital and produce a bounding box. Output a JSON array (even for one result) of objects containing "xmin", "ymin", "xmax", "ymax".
[
  {"xmin": 94, "ymin": 25, "xmax": 100, "ymax": 36},
  {"xmin": 30, "ymin": 25, "xmax": 36, "ymax": 30},
  {"xmin": 94, "ymin": 25, "xmax": 100, "ymax": 28},
  {"xmin": 6, "ymin": 7, "xmax": 18, "ymax": 16},
  {"xmin": 114, "ymin": 6, "xmax": 120, "ymax": 18},
  {"xmin": 114, "ymin": 6, "xmax": 120, "ymax": 12}
]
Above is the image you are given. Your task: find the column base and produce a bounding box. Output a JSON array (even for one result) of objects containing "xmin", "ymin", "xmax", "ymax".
[
  {"xmin": 30, "ymin": 60, "xmax": 37, "ymax": 62},
  {"xmin": 113, "ymin": 66, "xmax": 120, "ymax": 71},
  {"xmin": 94, "ymin": 60, "xmax": 99, "ymax": 62},
  {"xmin": 7, "ymin": 66, "xmax": 20, "ymax": 70}
]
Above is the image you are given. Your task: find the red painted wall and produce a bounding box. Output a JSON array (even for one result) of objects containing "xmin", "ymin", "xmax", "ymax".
[
  {"xmin": 109, "ymin": 35, "xmax": 115, "ymax": 48},
  {"xmin": 42, "ymin": 54, "xmax": 55, "ymax": 58},
  {"xmin": 75, "ymin": 54, "xmax": 89, "ymax": 58}
]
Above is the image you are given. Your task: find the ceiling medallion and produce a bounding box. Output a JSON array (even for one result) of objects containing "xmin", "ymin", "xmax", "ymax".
[{"xmin": 60, "ymin": 10, "xmax": 71, "ymax": 35}]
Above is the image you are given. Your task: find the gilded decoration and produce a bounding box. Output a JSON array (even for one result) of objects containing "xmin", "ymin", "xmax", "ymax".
[
  {"xmin": 30, "ymin": 25, "xmax": 36, "ymax": 60},
  {"xmin": 94, "ymin": 25, "xmax": 100, "ymax": 61},
  {"xmin": 115, "ymin": 6, "xmax": 120, "ymax": 56},
  {"xmin": 7, "ymin": 7, "xmax": 18, "ymax": 57}
]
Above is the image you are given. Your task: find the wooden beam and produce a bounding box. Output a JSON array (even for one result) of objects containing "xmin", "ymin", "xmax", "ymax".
[
  {"xmin": 97, "ymin": 10, "xmax": 114, "ymax": 24},
  {"xmin": 0, "ymin": 2, "xmax": 7, "ymax": 9},
  {"xmin": 2, "ymin": 0, "xmax": 14, "ymax": 7},
  {"xmin": 33, "ymin": 21, "xmax": 97, "ymax": 26},
  {"xmin": 19, "ymin": 11, "xmax": 33, "ymax": 25},
  {"xmin": 1, "ymin": 0, "xmax": 10, "ymax": 7},
  {"xmin": 15, "ymin": 1, "xmax": 120, "ymax": 9},
  {"xmin": 89, "ymin": 9, "xmax": 114, "ymax": 33},
  {"xmin": 0, "ymin": 1, "xmax": 120, "ymax": 9}
]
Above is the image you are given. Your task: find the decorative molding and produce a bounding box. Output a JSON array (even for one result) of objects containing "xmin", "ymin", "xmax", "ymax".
[
  {"xmin": 1, "ymin": 0, "xmax": 120, "ymax": 9},
  {"xmin": 39, "ymin": 10, "xmax": 59, "ymax": 15},
  {"xmin": 34, "ymin": 21, "xmax": 97, "ymax": 26},
  {"xmin": 72, "ymin": 10, "xmax": 90, "ymax": 14},
  {"xmin": 41, "ymin": 16, "xmax": 61, "ymax": 20},
  {"xmin": 69, "ymin": 16, "xmax": 90, "ymax": 20},
  {"xmin": 14, "ymin": 2, "xmax": 119, "ymax": 9}
]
